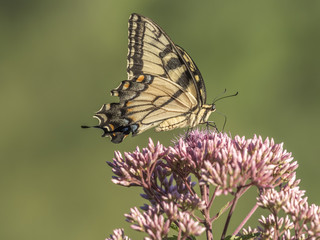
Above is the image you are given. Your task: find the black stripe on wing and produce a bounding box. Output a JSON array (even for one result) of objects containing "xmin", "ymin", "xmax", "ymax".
[{"xmin": 176, "ymin": 45, "xmax": 207, "ymax": 104}]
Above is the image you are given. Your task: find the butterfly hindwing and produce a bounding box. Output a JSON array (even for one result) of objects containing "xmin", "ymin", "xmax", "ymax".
[{"xmin": 94, "ymin": 74, "xmax": 198, "ymax": 143}]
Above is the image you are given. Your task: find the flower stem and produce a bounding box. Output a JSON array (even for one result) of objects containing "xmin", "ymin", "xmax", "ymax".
[
  {"xmin": 208, "ymin": 186, "xmax": 218, "ymax": 210},
  {"xmin": 211, "ymin": 185, "xmax": 251, "ymax": 222},
  {"xmin": 220, "ymin": 188, "xmax": 241, "ymax": 239},
  {"xmin": 205, "ymin": 222, "xmax": 213, "ymax": 240},
  {"xmin": 233, "ymin": 203, "xmax": 259, "ymax": 236},
  {"xmin": 200, "ymin": 184, "xmax": 213, "ymax": 240},
  {"xmin": 183, "ymin": 177, "xmax": 195, "ymax": 195}
]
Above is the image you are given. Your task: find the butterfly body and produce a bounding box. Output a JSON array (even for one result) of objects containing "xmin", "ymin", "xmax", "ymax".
[{"xmin": 93, "ymin": 13, "xmax": 216, "ymax": 143}]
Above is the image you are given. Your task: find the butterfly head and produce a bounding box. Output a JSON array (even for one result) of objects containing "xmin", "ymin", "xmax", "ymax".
[{"xmin": 200, "ymin": 91, "xmax": 239, "ymax": 129}]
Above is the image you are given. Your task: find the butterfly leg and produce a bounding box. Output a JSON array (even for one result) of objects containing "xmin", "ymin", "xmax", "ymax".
[
  {"xmin": 206, "ymin": 121, "xmax": 219, "ymax": 133},
  {"xmin": 184, "ymin": 127, "xmax": 193, "ymax": 140}
]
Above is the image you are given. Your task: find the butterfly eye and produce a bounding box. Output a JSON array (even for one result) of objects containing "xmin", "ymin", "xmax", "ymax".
[{"xmin": 211, "ymin": 105, "xmax": 216, "ymax": 111}]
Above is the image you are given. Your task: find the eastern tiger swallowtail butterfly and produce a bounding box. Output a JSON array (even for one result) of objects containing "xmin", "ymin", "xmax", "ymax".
[{"xmin": 83, "ymin": 13, "xmax": 231, "ymax": 143}]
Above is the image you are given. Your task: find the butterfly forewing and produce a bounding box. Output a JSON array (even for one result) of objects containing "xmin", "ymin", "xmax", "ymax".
[{"xmin": 127, "ymin": 14, "xmax": 202, "ymax": 103}]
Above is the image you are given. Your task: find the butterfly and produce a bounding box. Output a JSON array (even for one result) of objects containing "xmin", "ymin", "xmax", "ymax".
[{"xmin": 83, "ymin": 13, "xmax": 230, "ymax": 143}]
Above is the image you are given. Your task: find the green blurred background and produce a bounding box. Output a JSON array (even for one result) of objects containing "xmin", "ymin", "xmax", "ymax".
[{"xmin": 1, "ymin": 0, "xmax": 319, "ymax": 239}]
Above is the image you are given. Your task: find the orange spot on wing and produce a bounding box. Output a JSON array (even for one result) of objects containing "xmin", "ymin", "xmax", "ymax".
[
  {"xmin": 123, "ymin": 82, "xmax": 130, "ymax": 89},
  {"xmin": 108, "ymin": 124, "xmax": 115, "ymax": 131},
  {"xmin": 126, "ymin": 101, "xmax": 132, "ymax": 106},
  {"xmin": 136, "ymin": 75, "xmax": 145, "ymax": 82}
]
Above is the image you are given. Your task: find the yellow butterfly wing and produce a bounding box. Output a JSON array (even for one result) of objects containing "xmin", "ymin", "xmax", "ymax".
[{"xmin": 94, "ymin": 13, "xmax": 212, "ymax": 143}]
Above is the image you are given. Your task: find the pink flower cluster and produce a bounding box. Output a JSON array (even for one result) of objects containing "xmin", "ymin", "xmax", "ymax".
[
  {"xmin": 167, "ymin": 131, "xmax": 297, "ymax": 195},
  {"xmin": 124, "ymin": 204, "xmax": 205, "ymax": 240},
  {"xmin": 106, "ymin": 130, "xmax": 318, "ymax": 240},
  {"xmin": 106, "ymin": 228, "xmax": 131, "ymax": 240},
  {"xmin": 242, "ymin": 182, "xmax": 320, "ymax": 239}
]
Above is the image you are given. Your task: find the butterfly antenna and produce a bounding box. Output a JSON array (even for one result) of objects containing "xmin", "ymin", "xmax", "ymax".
[
  {"xmin": 213, "ymin": 91, "xmax": 238, "ymax": 104},
  {"xmin": 212, "ymin": 88, "xmax": 227, "ymax": 103}
]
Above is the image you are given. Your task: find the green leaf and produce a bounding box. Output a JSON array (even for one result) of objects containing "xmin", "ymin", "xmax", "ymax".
[{"xmin": 215, "ymin": 201, "xmax": 231, "ymax": 220}]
